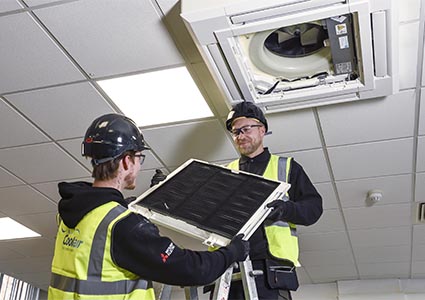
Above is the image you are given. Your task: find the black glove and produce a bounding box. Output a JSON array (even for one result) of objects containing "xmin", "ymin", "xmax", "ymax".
[
  {"xmin": 266, "ymin": 199, "xmax": 287, "ymax": 221},
  {"xmin": 226, "ymin": 234, "xmax": 250, "ymax": 262},
  {"xmin": 150, "ymin": 169, "xmax": 167, "ymax": 187}
]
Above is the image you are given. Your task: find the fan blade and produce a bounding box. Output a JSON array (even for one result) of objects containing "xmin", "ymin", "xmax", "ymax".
[
  {"xmin": 278, "ymin": 37, "xmax": 304, "ymax": 56},
  {"xmin": 301, "ymin": 27, "xmax": 320, "ymax": 46},
  {"xmin": 276, "ymin": 30, "xmax": 294, "ymax": 44}
]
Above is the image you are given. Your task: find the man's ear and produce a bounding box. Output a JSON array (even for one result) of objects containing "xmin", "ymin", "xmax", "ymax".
[{"xmin": 121, "ymin": 155, "xmax": 131, "ymax": 171}]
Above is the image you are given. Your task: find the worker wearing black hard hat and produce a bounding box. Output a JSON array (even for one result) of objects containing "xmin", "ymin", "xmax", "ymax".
[
  {"xmin": 222, "ymin": 101, "xmax": 323, "ymax": 300},
  {"xmin": 48, "ymin": 113, "xmax": 250, "ymax": 300}
]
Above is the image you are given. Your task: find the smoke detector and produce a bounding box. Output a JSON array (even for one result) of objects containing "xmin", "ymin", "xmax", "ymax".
[{"xmin": 366, "ymin": 189, "xmax": 383, "ymax": 206}]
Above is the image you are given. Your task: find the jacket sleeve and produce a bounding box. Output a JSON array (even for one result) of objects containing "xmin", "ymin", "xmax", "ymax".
[
  {"xmin": 279, "ymin": 159, "xmax": 323, "ymax": 225},
  {"xmin": 112, "ymin": 213, "xmax": 237, "ymax": 286}
]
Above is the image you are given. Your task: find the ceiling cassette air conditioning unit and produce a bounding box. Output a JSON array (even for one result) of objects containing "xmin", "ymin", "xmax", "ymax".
[{"xmin": 181, "ymin": 0, "xmax": 398, "ymax": 112}]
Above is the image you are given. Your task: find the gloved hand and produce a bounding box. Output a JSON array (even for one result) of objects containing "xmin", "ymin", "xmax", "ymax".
[
  {"xmin": 226, "ymin": 234, "xmax": 250, "ymax": 262},
  {"xmin": 150, "ymin": 169, "xmax": 167, "ymax": 187},
  {"xmin": 266, "ymin": 199, "xmax": 287, "ymax": 221}
]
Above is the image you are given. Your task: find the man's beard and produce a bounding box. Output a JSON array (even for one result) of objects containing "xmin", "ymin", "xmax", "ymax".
[
  {"xmin": 237, "ymin": 138, "xmax": 261, "ymax": 156},
  {"xmin": 124, "ymin": 174, "xmax": 137, "ymax": 190}
]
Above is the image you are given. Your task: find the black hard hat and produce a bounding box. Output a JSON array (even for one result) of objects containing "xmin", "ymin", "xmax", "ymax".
[
  {"xmin": 82, "ymin": 113, "xmax": 150, "ymax": 165},
  {"xmin": 226, "ymin": 101, "xmax": 268, "ymax": 132}
]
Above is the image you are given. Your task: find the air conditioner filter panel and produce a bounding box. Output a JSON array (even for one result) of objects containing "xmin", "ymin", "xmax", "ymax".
[{"xmin": 130, "ymin": 159, "xmax": 290, "ymax": 247}]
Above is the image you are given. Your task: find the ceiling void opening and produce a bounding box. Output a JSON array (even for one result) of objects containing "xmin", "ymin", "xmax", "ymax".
[
  {"xmin": 181, "ymin": 0, "xmax": 398, "ymax": 112},
  {"xmin": 237, "ymin": 14, "xmax": 359, "ymax": 95}
]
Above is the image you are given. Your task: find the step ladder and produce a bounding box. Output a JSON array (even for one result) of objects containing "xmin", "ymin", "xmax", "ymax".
[
  {"xmin": 159, "ymin": 257, "xmax": 261, "ymax": 300},
  {"xmin": 211, "ymin": 257, "xmax": 260, "ymax": 300}
]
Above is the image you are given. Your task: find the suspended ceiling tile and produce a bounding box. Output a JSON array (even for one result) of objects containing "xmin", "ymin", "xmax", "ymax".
[
  {"xmin": 6, "ymin": 82, "xmax": 116, "ymax": 140},
  {"xmin": 340, "ymin": 293, "xmax": 405, "ymax": 300},
  {"xmin": 341, "ymin": 279, "xmax": 403, "ymax": 295},
  {"xmin": 14, "ymin": 212, "xmax": 58, "ymax": 239},
  {"xmin": 0, "ymin": 99, "xmax": 49, "ymax": 148},
  {"xmin": 295, "ymin": 267, "xmax": 313, "ymax": 285},
  {"xmin": 328, "ymin": 138, "xmax": 413, "ymax": 181},
  {"xmin": 279, "ymin": 149, "xmax": 330, "ymax": 183},
  {"xmin": 318, "ymin": 90, "xmax": 416, "ymax": 147},
  {"xmin": 419, "ymin": 89, "xmax": 425, "ymax": 135},
  {"xmin": 336, "ymin": 174, "xmax": 412, "ymax": 208},
  {"xmin": 23, "ymin": 272, "xmax": 50, "ymax": 291},
  {"xmin": 354, "ymin": 245, "xmax": 411, "ymax": 264},
  {"xmin": 4, "ymin": 237, "xmax": 54, "ymax": 258},
  {"xmin": 412, "ymin": 261, "xmax": 425, "ymax": 277},
  {"xmin": 314, "ymin": 182, "xmax": 338, "ymax": 210},
  {"xmin": 399, "ymin": 22, "xmax": 419, "ymax": 90},
  {"xmin": 0, "ymin": 12, "xmax": 84, "ymax": 94},
  {"xmin": 343, "ymin": 203, "xmax": 411, "ymax": 230},
  {"xmin": 57, "ymin": 138, "xmax": 92, "ymax": 170},
  {"xmin": 22, "ymin": 0, "xmax": 58, "ymax": 5},
  {"xmin": 414, "ymin": 172, "xmax": 425, "ymax": 202},
  {"xmin": 122, "ymin": 169, "xmax": 162, "ymax": 200},
  {"xmin": 143, "ymin": 119, "xmax": 238, "ymax": 168},
  {"xmin": 400, "ymin": 279, "xmax": 425, "ymax": 293},
  {"xmin": 417, "ymin": 136, "xmax": 425, "ymax": 172},
  {"xmin": 299, "ymin": 231, "xmax": 350, "ymax": 252},
  {"xmin": 0, "ymin": 255, "xmax": 52, "ymax": 275},
  {"xmin": 0, "ymin": 185, "xmax": 56, "ymax": 216},
  {"xmin": 413, "ymin": 225, "xmax": 425, "ymax": 245},
  {"xmin": 349, "ymin": 226, "xmax": 411, "ymax": 249},
  {"xmin": 32, "ymin": 177, "xmax": 91, "ymax": 203},
  {"xmin": 358, "ymin": 262, "xmax": 410, "ymax": 279},
  {"xmin": 0, "ymin": 0, "xmax": 23, "ymax": 12},
  {"xmin": 0, "ymin": 143, "xmax": 90, "ymax": 184},
  {"xmin": 0, "ymin": 166, "xmax": 24, "ymax": 188},
  {"xmin": 397, "ymin": 0, "xmax": 421, "ymax": 22},
  {"xmin": 0, "ymin": 246, "xmax": 25, "ymax": 261},
  {"xmin": 412, "ymin": 244, "xmax": 425, "ymax": 261},
  {"xmin": 300, "ymin": 248, "xmax": 355, "ymax": 267},
  {"xmin": 298, "ymin": 209, "xmax": 346, "ymax": 234},
  {"xmin": 34, "ymin": 0, "xmax": 183, "ymax": 78},
  {"xmin": 31, "ymin": 181, "xmax": 63, "ymax": 203},
  {"xmin": 292, "ymin": 283, "xmax": 337, "ymax": 299},
  {"xmin": 306, "ymin": 264, "xmax": 357, "ymax": 283},
  {"xmin": 134, "ymin": 151, "xmax": 163, "ymax": 172},
  {"xmin": 265, "ymin": 109, "xmax": 321, "ymax": 152},
  {"xmin": 423, "ymin": 49, "xmax": 425, "ymax": 87}
]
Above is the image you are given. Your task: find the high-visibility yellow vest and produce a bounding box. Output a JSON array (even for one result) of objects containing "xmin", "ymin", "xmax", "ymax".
[
  {"xmin": 48, "ymin": 202, "xmax": 155, "ymax": 299},
  {"xmin": 228, "ymin": 155, "xmax": 300, "ymax": 266}
]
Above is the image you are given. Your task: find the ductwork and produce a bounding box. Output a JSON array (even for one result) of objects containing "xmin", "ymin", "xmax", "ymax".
[{"xmin": 181, "ymin": 0, "xmax": 398, "ymax": 112}]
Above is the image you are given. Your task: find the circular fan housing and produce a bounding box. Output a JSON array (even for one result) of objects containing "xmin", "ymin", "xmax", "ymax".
[{"xmin": 248, "ymin": 22, "xmax": 332, "ymax": 80}]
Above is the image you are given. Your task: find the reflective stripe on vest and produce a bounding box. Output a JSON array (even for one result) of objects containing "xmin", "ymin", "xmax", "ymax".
[
  {"xmin": 228, "ymin": 155, "xmax": 300, "ymax": 266},
  {"xmin": 48, "ymin": 202, "xmax": 155, "ymax": 299}
]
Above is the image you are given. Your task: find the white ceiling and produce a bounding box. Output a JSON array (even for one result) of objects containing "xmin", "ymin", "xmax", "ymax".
[{"xmin": 0, "ymin": 0, "xmax": 424, "ymax": 292}]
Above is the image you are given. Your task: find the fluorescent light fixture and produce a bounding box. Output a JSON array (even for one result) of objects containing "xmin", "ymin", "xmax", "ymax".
[
  {"xmin": 0, "ymin": 217, "xmax": 41, "ymax": 240},
  {"xmin": 98, "ymin": 67, "xmax": 213, "ymax": 127}
]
